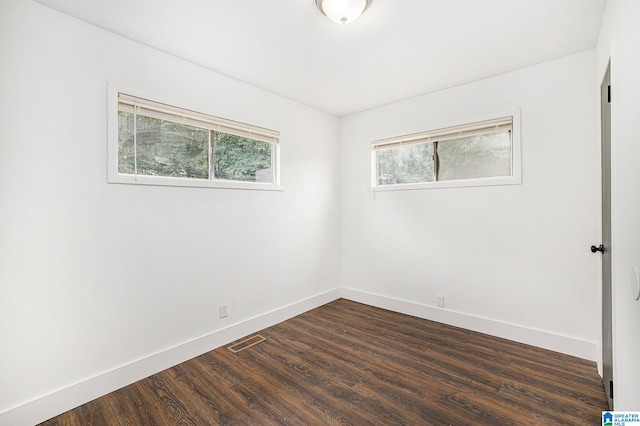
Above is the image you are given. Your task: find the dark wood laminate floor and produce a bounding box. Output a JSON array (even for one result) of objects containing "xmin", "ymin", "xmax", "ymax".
[{"xmin": 39, "ymin": 299, "xmax": 608, "ymax": 425}]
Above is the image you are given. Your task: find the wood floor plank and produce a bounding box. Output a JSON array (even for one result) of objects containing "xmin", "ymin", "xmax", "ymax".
[
  {"xmin": 136, "ymin": 371, "xmax": 208, "ymax": 426},
  {"xmin": 223, "ymin": 339, "xmax": 373, "ymax": 424},
  {"xmin": 38, "ymin": 411, "xmax": 75, "ymax": 426},
  {"xmin": 284, "ymin": 309, "xmax": 505, "ymax": 395},
  {"xmin": 106, "ymin": 382, "xmax": 167, "ymax": 426},
  {"xmin": 38, "ymin": 299, "xmax": 608, "ymax": 425},
  {"xmin": 503, "ymin": 360, "xmax": 608, "ymax": 404},
  {"xmin": 191, "ymin": 351, "xmax": 244, "ymax": 389},
  {"xmin": 266, "ymin": 325, "xmax": 449, "ymax": 424},
  {"xmin": 220, "ymin": 352, "xmax": 326, "ymax": 420},
  {"xmin": 169, "ymin": 360, "xmax": 249, "ymax": 424},
  {"xmin": 39, "ymin": 389, "xmax": 120, "ymax": 426},
  {"xmin": 497, "ymin": 379, "xmax": 603, "ymax": 424}
]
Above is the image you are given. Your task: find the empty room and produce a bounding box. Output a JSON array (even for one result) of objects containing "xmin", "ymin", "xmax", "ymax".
[{"xmin": 1, "ymin": 0, "xmax": 640, "ymax": 424}]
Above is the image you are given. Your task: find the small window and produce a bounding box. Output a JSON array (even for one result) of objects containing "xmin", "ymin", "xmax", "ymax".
[
  {"xmin": 371, "ymin": 113, "xmax": 520, "ymax": 190},
  {"xmin": 109, "ymin": 89, "xmax": 280, "ymax": 190}
]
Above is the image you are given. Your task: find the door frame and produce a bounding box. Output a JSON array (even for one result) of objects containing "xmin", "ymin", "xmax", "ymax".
[{"xmin": 599, "ymin": 61, "xmax": 613, "ymax": 410}]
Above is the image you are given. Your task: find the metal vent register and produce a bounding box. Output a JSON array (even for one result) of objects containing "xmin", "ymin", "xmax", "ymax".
[{"xmin": 227, "ymin": 335, "xmax": 266, "ymax": 353}]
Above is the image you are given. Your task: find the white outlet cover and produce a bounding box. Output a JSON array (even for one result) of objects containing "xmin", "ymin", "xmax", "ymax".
[
  {"xmin": 633, "ymin": 267, "xmax": 640, "ymax": 301},
  {"xmin": 219, "ymin": 304, "xmax": 229, "ymax": 318}
]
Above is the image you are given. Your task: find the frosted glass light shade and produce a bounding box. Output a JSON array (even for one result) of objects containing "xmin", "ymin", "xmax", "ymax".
[{"xmin": 316, "ymin": 0, "xmax": 371, "ymax": 24}]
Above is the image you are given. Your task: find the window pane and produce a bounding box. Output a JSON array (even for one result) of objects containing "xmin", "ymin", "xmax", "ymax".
[
  {"xmin": 376, "ymin": 142, "xmax": 435, "ymax": 185},
  {"xmin": 135, "ymin": 115, "xmax": 209, "ymax": 179},
  {"xmin": 118, "ymin": 111, "xmax": 135, "ymax": 174},
  {"xmin": 214, "ymin": 132, "xmax": 273, "ymax": 183},
  {"xmin": 437, "ymin": 132, "xmax": 511, "ymax": 181}
]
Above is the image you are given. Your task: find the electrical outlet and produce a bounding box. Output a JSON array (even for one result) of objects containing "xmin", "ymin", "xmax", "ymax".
[
  {"xmin": 436, "ymin": 295, "xmax": 445, "ymax": 308},
  {"xmin": 219, "ymin": 303, "xmax": 228, "ymax": 318}
]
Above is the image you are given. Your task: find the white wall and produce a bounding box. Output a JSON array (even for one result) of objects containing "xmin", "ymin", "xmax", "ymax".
[
  {"xmin": 3, "ymin": 0, "xmax": 628, "ymax": 422},
  {"xmin": 339, "ymin": 50, "xmax": 601, "ymax": 359},
  {"xmin": 0, "ymin": 0, "xmax": 340, "ymax": 422},
  {"xmin": 596, "ymin": 0, "xmax": 640, "ymax": 410}
]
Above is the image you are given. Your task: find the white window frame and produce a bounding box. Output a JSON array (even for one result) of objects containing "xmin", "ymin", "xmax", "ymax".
[
  {"xmin": 107, "ymin": 82, "xmax": 282, "ymax": 191},
  {"xmin": 370, "ymin": 110, "xmax": 522, "ymax": 191}
]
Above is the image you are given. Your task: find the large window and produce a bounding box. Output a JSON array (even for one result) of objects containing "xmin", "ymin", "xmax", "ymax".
[
  {"xmin": 371, "ymin": 112, "xmax": 521, "ymax": 190},
  {"xmin": 108, "ymin": 88, "xmax": 280, "ymax": 190}
]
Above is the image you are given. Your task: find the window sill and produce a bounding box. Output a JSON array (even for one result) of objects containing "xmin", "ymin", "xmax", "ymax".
[
  {"xmin": 108, "ymin": 173, "xmax": 284, "ymax": 191},
  {"xmin": 370, "ymin": 175, "xmax": 521, "ymax": 192}
]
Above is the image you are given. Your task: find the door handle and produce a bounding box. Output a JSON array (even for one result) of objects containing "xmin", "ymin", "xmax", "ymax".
[{"xmin": 591, "ymin": 244, "xmax": 605, "ymax": 253}]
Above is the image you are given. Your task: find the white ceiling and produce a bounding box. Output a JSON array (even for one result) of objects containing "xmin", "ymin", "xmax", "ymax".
[{"xmin": 35, "ymin": 0, "xmax": 607, "ymax": 116}]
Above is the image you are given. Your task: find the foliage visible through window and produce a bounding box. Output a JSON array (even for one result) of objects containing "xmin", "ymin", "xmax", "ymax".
[
  {"xmin": 116, "ymin": 93, "xmax": 279, "ymax": 185},
  {"xmin": 214, "ymin": 132, "xmax": 272, "ymax": 182},
  {"xmin": 376, "ymin": 142, "xmax": 435, "ymax": 185},
  {"xmin": 373, "ymin": 116, "xmax": 513, "ymax": 188},
  {"xmin": 436, "ymin": 133, "xmax": 511, "ymax": 181}
]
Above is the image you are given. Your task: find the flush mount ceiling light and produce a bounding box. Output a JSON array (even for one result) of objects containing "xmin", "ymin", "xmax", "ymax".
[{"xmin": 316, "ymin": 0, "xmax": 371, "ymax": 24}]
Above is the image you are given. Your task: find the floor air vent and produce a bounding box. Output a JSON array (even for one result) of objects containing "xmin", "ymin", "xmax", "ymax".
[{"xmin": 227, "ymin": 335, "xmax": 266, "ymax": 353}]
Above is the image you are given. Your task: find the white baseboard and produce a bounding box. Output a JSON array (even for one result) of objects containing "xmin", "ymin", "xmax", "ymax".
[
  {"xmin": 0, "ymin": 288, "xmax": 341, "ymax": 426},
  {"xmin": 1, "ymin": 287, "xmax": 598, "ymax": 425},
  {"xmin": 340, "ymin": 287, "xmax": 598, "ymax": 362}
]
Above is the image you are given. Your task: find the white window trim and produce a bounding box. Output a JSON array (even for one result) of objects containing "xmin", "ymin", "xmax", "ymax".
[
  {"xmin": 107, "ymin": 82, "xmax": 283, "ymax": 191},
  {"xmin": 369, "ymin": 109, "xmax": 522, "ymax": 191}
]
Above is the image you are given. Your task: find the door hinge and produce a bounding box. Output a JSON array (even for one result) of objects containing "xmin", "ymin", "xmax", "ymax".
[
  {"xmin": 610, "ymin": 380, "xmax": 614, "ymax": 399},
  {"xmin": 608, "ymin": 85, "xmax": 611, "ymax": 103}
]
